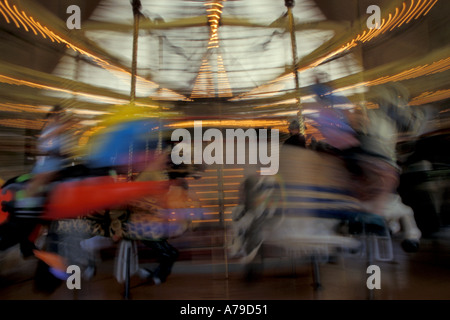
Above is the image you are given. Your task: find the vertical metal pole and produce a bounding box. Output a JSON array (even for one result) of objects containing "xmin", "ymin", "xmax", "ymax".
[
  {"xmin": 218, "ymin": 157, "xmax": 228, "ymax": 279},
  {"xmin": 128, "ymin": 143, "xmax": 134, "ymax": 181},
  {"xmin": 285, "ymin": 0, "xmax": 305, "ymax": 135},
  {"xmin": 126, "ymin": 4, "xmax": 140, "ymax": 299},
  {"xmin": 311, "ymin": 253, "xmax": 322, "ymax": 290},
  {"xmin": 128, "ymin": 0, "xmax": 141, "ymax": 180},
  {"xmin": 124, "ymin": 245, "xmax": 131, "ymax": 300},
  {"xmin": 130, "ymin": 0, "xmax": 141, "ymax": 103},
  {"xmin": 355, "ymin": 0, "xmax": 368, "ymax": 120},
  {"xmin": 157, "ymin": 36, "xmax": 163, "ymax": 154}
]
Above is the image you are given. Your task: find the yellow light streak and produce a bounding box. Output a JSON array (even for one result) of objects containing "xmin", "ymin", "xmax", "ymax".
[
  {"xmin": 0, "ymin": 74, "xmax": 157, "ymax": 107},
  {"xmin": 5, "ymin": 1, "xmax": 27, "ymax": 31},
  {"xmin": 19, "ymin": 9, "xmax": 37, "ymax": 35},
  {"xmin": 0, "ymin": 7, "xmax": 8, "ymax": 23},
  {"xmin": 397, "ymin": 0, "xmax": 416, "ymax": 29},
  {"xmin": 0, "ymin": 0, "xmax": 191, "ymax": 101},
  {"xmin": 204, "ymin": 2, "xmax": 224, "ymax": 7},
  {"xmin": 406, "ymin": 0, "xmax": 423, "ymax": 24},
  {"xmin": 409, "ymin": 89, "xmax": 450, "ymax": 105},
  {"xmin": 423, "ymin": 0, "xmax": 438, "ymax": 15},
  {"xmin": 234, "ymin": 0, "xmax": 439, "ymax": 102},
  {"xmin": 0, "ymin": 0, "xmax": 18, "ymax": 27}
]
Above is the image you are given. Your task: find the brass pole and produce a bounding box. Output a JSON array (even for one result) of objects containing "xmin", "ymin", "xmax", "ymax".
[
  {"xmin": 356, "ymin": 0, "xmax": 368, "ymax": 117},
  {"xmin": 157, "ymin": 36, "xmax": 164, "ymax": 154},
  {"xmin": 130, "ymin": 0, "xmax": 142, "ymax": 103},
  {"xmin": 285, "ymin": 0, "xmax": 305, "ymax": 135},
  {"xmin": 128, "ymin": 0, "xmax": 141, "ymax": 182}
]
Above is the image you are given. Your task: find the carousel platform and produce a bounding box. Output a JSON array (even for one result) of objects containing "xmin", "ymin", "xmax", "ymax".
[{"xmin": 1, "ymin": 226, "xmax": 450, "ymax": 301}]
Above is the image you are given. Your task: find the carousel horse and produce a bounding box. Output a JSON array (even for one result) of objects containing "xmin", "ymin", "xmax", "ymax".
[
  {"xmin": 230, "ymin": 144, "xmax": 390, "ymax": 287},
  {"xmin": 307, "ymin": 82, "xmax": 428, "ymax": 251},
  {"xmin": 350, "ymin": 83, "xmax": 430, "ymax": 251},
  {"xmin": 229, "ymin": 83, "xmax": 429, "ymax": 288},
  {"xmin": 0, "ymin": 111, "xmax": 204, "ymax": 294},
  {"xmin": 39, "ymin": 161, "xmax": 204, "ymax": 296}
]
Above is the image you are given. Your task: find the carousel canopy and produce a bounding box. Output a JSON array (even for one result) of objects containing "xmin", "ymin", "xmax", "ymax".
[{"xmin": 0, "ymin": 0, "xmax": 448, "ymax": 133}]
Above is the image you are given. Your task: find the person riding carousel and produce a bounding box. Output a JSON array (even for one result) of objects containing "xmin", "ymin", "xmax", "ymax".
[
  {"xmin": 14, "ymin": 105, "xmax": 75, "ymax": 214},
  {"xmin": 284, "ymin": 119, "xmax": 306, "ymax": 148}
]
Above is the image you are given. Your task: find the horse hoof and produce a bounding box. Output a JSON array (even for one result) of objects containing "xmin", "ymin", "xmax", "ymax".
[
  {"xmin": 138, "ymin": 268, "xmax": 152, "ymax": 280},
  {"xmin": 83, "ymin": 266, "xmax": 96, "ymax": 280},
  {"xmin": 401, "ymin": 239, "xmax": 420, "ymax": 253}
]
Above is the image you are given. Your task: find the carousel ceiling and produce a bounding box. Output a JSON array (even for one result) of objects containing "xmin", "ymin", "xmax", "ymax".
[{"xmin": 0, "ymin": 0, "xmax": 449, "ymax": 133}]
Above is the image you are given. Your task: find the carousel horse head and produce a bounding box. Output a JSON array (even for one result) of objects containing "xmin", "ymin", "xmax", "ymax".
[{"xmin": 367, "ymin": 83, "xmax": 431, "ymax": 138}]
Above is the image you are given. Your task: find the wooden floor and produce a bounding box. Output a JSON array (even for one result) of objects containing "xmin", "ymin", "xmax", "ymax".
[{"xmin": 1, "ymin": 228, "xmax": 450, "ymax": 301}]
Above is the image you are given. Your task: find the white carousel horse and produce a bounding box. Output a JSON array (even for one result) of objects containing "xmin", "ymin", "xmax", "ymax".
[
  {"xmin": 352, "ymin": 84, "xmax": 433, "ymax": 251},
  {"xmin": 229, "ymin": 144, "xmax": 391, "ymax": 290},
  {"xmin": 229, "ymin": 83, "xmax": 431, "ymax": 288}
]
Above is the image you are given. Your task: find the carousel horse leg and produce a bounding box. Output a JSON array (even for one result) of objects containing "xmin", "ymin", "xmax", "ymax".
[
  {"xmin": 399, "ymin": 211, "xmax": 421, "ymax": 253},
  {"xmin": 381, "ymin": 193, "xmax": 421, "ymax": 252},
  {"xmin": 311, "ymin": 253, "xmax": 322, "ymax": 290},
  {"xmin": 243, "ymin": 245, "xmax": 264, "ymax": 283},
  {"xmin": 140, "ymin": 239, "xmax": 179, "ymax": 284},
  {"xmin": 33, "ymin": 225, "xmax": 64, "ymax": 294},
  {"xmin": 80, "ymin": 235, "xmax": 115, "ymax": 280}
]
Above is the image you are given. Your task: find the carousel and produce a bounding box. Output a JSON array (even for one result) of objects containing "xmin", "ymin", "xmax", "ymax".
[{"xmin": 0, "ymin": 0, "xmax": 449, "ymax": 300}]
